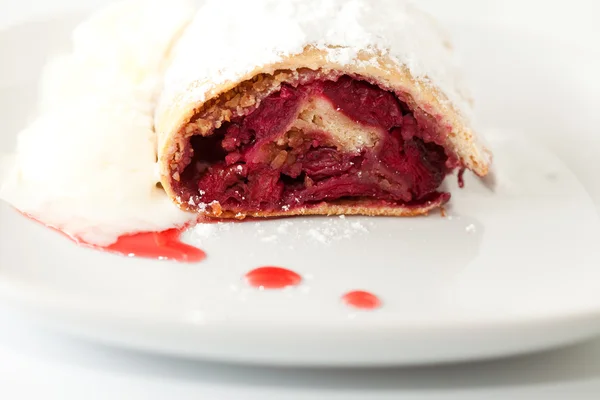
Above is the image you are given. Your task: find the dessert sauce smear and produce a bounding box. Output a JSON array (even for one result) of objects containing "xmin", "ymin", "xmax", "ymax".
[
  {"xmin": 23, "ymin": 212, "xmax": 205, "ymax": 262},
  {"xmin": 342, "ymin": 290, "xmax": 382, "ymax": 310},
  {"xmin": 101, "ymin": 229, "xmax": 206, "ymax": 262},
  {"xmin": 245, "ymin": 266, "xmax": 302, "ymax": 289}
]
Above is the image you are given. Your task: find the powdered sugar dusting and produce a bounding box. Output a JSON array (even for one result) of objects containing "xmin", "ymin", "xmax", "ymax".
[
  {"xmin": 308, "ymin": 229, "xmax": 329, "ymax": 244},
  {"xmin": 157, "ymin": 0, "xmax": 472, "ymax": 137},
  {"xmin": 191, "ymin": 217, "xmax": 373, "ymax": 246}
]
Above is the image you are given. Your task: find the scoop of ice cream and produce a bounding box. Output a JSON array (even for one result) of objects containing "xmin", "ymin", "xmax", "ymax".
[
  {"xmin": 0, "ymin": 0, "xmax": 196, "ymax": 245},
  {"xmin": 41, "ymin": 0, "xmax": 194, "ymax": 110}
]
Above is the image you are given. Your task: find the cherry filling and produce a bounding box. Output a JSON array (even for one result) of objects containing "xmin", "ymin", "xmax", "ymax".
[{"xmin": 177, "ymin": 76, "xmax": 457, "ymax": 214}]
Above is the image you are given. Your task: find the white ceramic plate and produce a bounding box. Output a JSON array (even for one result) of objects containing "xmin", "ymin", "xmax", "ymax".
[{"xmin": 1, "ymin": 13, "xmax": 600, "ymax": 367}]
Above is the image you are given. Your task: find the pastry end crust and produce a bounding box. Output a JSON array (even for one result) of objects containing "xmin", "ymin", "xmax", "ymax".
[{"xmin": 187, "ymin": 194, "xmax": 450, "ymax": 220}]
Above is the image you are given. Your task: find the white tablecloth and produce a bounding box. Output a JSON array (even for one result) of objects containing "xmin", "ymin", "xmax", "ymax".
[{"xmin": 0, "ymin": 1, "xmax": 598, "ymax": 398}]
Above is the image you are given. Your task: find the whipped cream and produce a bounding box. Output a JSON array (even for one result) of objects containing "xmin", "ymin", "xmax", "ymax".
[{"xmin": 0, "ymin": 0, "xmax": 196, "ymax": 246}]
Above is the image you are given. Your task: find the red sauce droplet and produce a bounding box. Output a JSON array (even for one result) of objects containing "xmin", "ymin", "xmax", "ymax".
[
  {"xmin": 102, "ymin": 229, "xmax": 206, "ymax": 262},
  {"xmin": 245, "ymin": 266, "xmax": 302, "ymax": 289},
  {"xmin": 457, "ymin": 168, "xmax": 466, "ymax": 189},
  {"xmin": 342, "ymin": 291, "xmax": 381, "ymax": 310},
  {"xmin": 20, "ymin": 211, "xmax": 205, "ymax": 263}
]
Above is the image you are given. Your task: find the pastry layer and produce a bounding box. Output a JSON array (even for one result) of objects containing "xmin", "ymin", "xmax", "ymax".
[{"xmin": 156, "ymin": 0, "xmax": 493, "ymax": 219}]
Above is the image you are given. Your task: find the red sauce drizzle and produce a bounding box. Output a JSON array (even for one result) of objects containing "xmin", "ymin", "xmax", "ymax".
[
  {"xmin": 21, "ymin": 212, "xmax": 205, "ymax": 263},
  {"xmin": 101, "ymin": 229, "xmax": 206, "ymax": 262},
  {"xmin": 245, "ymin": 266, "xmax": 302, "ymax": 289},
  {"xmin": 342, "ymin": 290, "xmax": 382, "ymax": 310}
]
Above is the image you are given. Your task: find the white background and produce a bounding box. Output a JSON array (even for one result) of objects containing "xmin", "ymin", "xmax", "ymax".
[{"xmin": 0, "ymin": 0, "xmax": 599, "ymax": 399}]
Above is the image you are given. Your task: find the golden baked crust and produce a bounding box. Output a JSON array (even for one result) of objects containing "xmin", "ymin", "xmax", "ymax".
[{"xmin": 201, "ymin": 196, "xmax": 448, "ymax": 220}]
